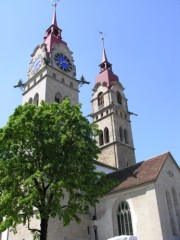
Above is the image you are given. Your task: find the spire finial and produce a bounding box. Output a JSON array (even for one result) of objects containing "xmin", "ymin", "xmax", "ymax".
[
  {"xmin": 51, "ymin": 0, "xmax": 60, "ymax": 26},
  {"xmin": 99, "ymin": 31, "xmax": 108, "ymax": 62}
]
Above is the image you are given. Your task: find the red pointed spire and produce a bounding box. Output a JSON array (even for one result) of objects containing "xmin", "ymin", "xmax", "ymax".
[
  {"xmin": 95, "ymin": 35, "xmax": 119, "ymax": 88},
  {"xmin": 99, "ymin": 36, "xmax": 112, "ymax": 72},
  {"xmin": 101, "ymin": 37, "xmax": 108, "ymax": 63},
  {"xmin": 43, "ymin": 1, "xmax": 67, "ymax": 52},
  {"xmin": 52, "ymin": 2, "xmax": 58, "ymax": 26}
]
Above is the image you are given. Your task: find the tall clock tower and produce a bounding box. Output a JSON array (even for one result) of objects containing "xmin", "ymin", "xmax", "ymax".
[
  {"xmin": 92, "ymin": 39, "xmax": 136, "ymax": 169},
  {"xmin": 22, "ymin": 4, "xmax": 79, "ymax": 105}
]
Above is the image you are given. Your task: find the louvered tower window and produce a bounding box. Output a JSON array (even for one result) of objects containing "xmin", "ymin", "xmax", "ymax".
[
  {"xmin": 104, "ymin": 127, "xmax": 110, "ymax": 143},
  {"xmin": 97, "ymin": 92, "xmax": 104, "ymax": 107}
]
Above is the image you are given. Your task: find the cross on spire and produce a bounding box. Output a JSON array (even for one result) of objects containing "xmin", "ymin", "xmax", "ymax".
[{"xmin": 51, "ymin": 0, "xmax": 60, "ymax": 7}]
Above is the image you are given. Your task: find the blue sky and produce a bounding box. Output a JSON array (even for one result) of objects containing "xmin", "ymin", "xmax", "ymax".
[{"xmin": 0, "ymin": 0, "xmax": 179, "ymax": 164}]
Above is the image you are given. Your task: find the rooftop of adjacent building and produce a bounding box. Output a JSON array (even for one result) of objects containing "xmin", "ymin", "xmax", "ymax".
[{"xmin": 106, "ymin": 151, "xmax": 179, "ymax": 193}]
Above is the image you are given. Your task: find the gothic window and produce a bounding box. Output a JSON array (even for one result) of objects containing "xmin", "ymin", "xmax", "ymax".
[
  {"xmin": 97, "ymin": 92, "xmax": 104, "ymax": 107},
  {"xmin": 124, "ymin": 129, "xmax": 128, "ymax": 144},
  {"xmin": 117, "ymin": 201, "xmax": 133, "ymax": 235},
  {"xmin": 104, "ymin": 127, "xmax": 110, "ymax": 143},
  {"xmin": 172, "ymin": 188, "xmax": 180, "ymax": 229},
  {"xmin": 28, "ymin": 97, "xmax": 33, "ymax": 104},
  {"xmin": 117, "ymin": 91, "xmax": 122, "ymax": 104},
  {"xmin": 119, "ymin": 127, "xmax": 123, "ymax": 142},
  {"xmin": 34, "ymin": 93, "xmax": 39, "ymax": 106},
  {"xmin": 166, "ymin": 190, "xmax": 177, "ymax": 235},
  {"xmin": 99, "ymin": 131, "xmax": 104, "ymax": 146},
  {"xmin": 55, "ymin": 92, "xmax": 61, "ymax": 103}
]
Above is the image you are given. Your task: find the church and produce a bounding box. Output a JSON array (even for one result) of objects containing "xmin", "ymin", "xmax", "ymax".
[{"xmin": 1, "ymin": 3, "xmax": 180, "ymax": 240}]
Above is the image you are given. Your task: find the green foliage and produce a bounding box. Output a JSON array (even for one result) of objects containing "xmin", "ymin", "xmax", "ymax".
[{"xmin": 0, "ymin": 100, "xmax": 112, "ymax": 238}]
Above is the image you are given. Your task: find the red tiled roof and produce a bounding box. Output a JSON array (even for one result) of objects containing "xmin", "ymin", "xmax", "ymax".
[{"xmin": 107, "ymin": 152, "xmax": 170, "ymax": 193}]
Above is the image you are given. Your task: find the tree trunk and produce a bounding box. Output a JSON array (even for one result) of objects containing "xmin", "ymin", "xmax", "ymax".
[{"xmin": 40, "ymin": 217, "xmax": 49, "ymax": 240}]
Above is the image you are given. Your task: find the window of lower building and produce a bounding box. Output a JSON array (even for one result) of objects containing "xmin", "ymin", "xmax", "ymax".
[
  {"xmin": 166, "ymin": 190, "xmax": 177, "ymax": 235},
  {"xmin": 117, "ymin": 201, "xmax": 133, "ymax": 235}
]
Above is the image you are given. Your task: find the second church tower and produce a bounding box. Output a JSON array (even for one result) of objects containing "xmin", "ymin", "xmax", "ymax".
[{"xmin": 91, "ymin": 39, "xmax": 136, "ymax": 169}]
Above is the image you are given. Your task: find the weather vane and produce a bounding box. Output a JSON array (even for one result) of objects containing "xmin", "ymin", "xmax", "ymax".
[
  {"xmin": 51, "ymin": 0, "xmax": 60, "ymax": 7},
  {"xmin": 98, "ymin": 31, "xmax": 105, "ymax": 49}
]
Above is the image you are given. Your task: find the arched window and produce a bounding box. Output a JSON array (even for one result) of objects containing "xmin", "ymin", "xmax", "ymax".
[
  {"xmin": 55, "ymin": 92, "xmax": 61, "ymax": 103},
  {"xmin": 104, "ymin": 127, "xmax": 109, "ymax": 143},
  {"xmin": 97, "ymin": 92, "xmax": 104, "ymax": 107},
  {"xmin": 99, "ymin": 131, "xmax": 104, "ymax": 146},
  {"xmin": 34, "ymin": 93, "xmax": 39, "ymax": 106},
  {"xmin": 124, "ymin": 129, "xmax": 128, "ymax": 144},
  {"xmin": 117, "ymin": 91, "xmax": 122, "ymax": 104},
  {"xmin": 28, "ymin": 97, "xmax": 33, "ymax": 104},
  {"xmin": 119, "ymin": 127, "xmax": 123, "ymax": 142},
  {"xmin": 117, "ymin": 201, "xmax": 133, "ymax": 235}
]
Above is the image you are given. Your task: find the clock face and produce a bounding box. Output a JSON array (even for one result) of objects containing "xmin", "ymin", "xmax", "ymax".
[
  {"xmin": 31, "ymin": 57, "xmax": 42, "ymax": 75},
  {"xmin": 54, "ymin": 53, "xmax": 72, "ymax": 72}
]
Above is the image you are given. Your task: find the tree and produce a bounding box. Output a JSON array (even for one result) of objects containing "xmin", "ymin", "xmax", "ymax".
[{"xmin": 0, "ymin": 100, "xmax": 112, "ymax": 240}]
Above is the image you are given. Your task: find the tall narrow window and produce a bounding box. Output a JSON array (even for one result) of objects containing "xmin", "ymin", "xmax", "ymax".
[
  {"xmin": 97, "ymin": 92, "xmax": 104, "ymax": 107},
  {"xmin": 166, "ymin": 190, "xmax": 177, "ymax": 235},
  {"xmin": 117, "ymin": 91, "xmax": 122, "ymax": 104},
  {"xmin": 119, "ymin": 127, "xmax": 123, "ymax": 142},
  {"xmin": 124, "ymin": 129, "xmax": 128, "ymax": 144},
  {"xmin": 104, "ymin": 127, "xmax": 110, "ymax": 143},
  {"xmin": 117, "ymin": 201, "xmax": 133, "ymax": 235},
  {"xmin": 99, "ymin": 131, "xmax": 104, "ymax": 146},
  {"xmin": 172, "ymin": 188, "xmax": 180, "ymax": 229},
  {"xmin": 34, "ymin": 93, "xmax": 39, "ymax": 106},
  {"xmin": 55, "ymin": 92, "xmax": 61, "ymax": 103}
]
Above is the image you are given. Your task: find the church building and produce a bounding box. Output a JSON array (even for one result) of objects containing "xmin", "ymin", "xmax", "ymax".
[{"xmin": 2, "ymin": 3, "xmax": 180, "ymax": 240}]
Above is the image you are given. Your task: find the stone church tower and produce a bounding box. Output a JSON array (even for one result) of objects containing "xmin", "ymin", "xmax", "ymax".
[
  {"xmin": 22, "ymin": 4, "xmax": 79, "ymax": 106},
  {"xmin": 91, "ymin": 38, "xmax": 136, "ymax": 170}
]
